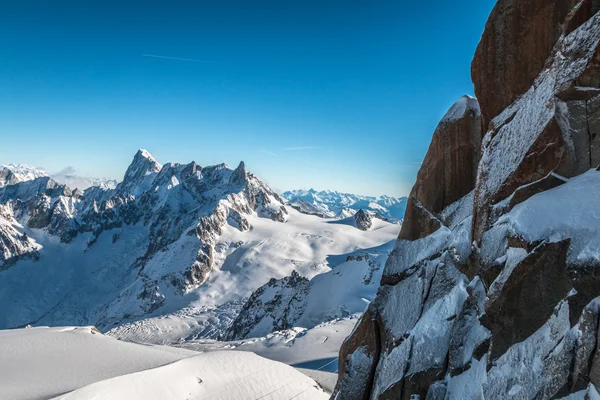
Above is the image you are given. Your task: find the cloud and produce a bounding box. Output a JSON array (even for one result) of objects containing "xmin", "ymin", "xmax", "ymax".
[
  {"xmin": 283, "ymin": 146, "xmax": 323, "ymax": 151},
  {"xmin": 260, "ymin": 149, "xmax": 279, "ymax": 157},
  {"xmin": 142, "ymin": 54, "xmax": 216, "ymax": 64}
]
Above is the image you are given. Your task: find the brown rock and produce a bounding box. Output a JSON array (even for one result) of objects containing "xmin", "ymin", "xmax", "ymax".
[
  {"xmin": 334, "ymin": 306, "xmax": 381, "ymax": 400},
  {"xmin": 484, "ymin": 240, "xmax": 572, "ymax": 360},
  {"xmin": 508, "ymin": 172, "xmax": 568, "ymax": 210},
  {"xmin": 565, "ymin": 0, "xmax": 600, "ymax": 36},
  {"xmin": 399, "ymin": 96, "xmax": 482, "ymax": 241},
  {"xmin": 398, "ymin": 197, "xmax": 442, "ymax": 241},
  {"xmin": 473, "ymin": 15, "xmax": 600, "ymax": 243},
  {"xmin": 471, "ymin": 0, "xmax": 578, "ymax": 126}
]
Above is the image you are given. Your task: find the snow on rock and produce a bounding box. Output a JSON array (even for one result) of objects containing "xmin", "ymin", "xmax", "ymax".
[
  {"xmin": 497, "ymin": 170, "xmax": 600, "ymax": 265},
  {"xmin": 440, "ymin": 95, "xmax": 481, "ymax": 123},
  {"xmin": 473, "ymin": 11, "xmax": 600, "ymax": 242},
  {"xmin": 334, "ymin": 6, "xmax": 600, "ymax": 399}
]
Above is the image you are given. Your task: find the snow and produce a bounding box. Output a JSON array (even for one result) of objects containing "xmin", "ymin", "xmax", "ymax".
[
  {"xmin": 54, "ymin": 351, "xmax": 327, "ymax": 400},
  {"xmin": 384, "ymin": 226, "xmax": 451, "ymax": 277},
  {"xmin": 497, "ymin": 170, "xmax": 600, "ymax": 265},
  {"xmin": 0, "ymin": 326, "xmax": 196, "ymax": 400},
  {"xmin": 175, "ymin": 317, "xmax": 359, "ymax": 393},
  {"xmin": 440, "ymin": 95, "xmax": 480, "ymax": 123},
  {"xmin": 0, "ymin": 326, "xmax": 327, "ymax": 400},
  {"xmin": 0, "ymin": 163, "xmax": 48, "ymax": 186},
  {"xmin": 440, "ymin": 190, "xmax": 474, "ymax": 229}
]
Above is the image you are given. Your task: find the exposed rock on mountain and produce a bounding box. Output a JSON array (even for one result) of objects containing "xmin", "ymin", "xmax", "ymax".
[
  {"xmin": 354, "ymin": 210, "xmax": 373, "ymax": 231},
  {"xmin": 333, "ymin": 3, "xmax": 600, "ymax": 399},
  {"xmin": 283, "ymin": 189, "xmax": 407, "ymax": 223},
  {"xmin": 400, "ymin": 95, "xmax": 481, "ymax": 241},
  {"xmin": 226, "ymin": 242, "xmax": 394, "ymax": 341}
]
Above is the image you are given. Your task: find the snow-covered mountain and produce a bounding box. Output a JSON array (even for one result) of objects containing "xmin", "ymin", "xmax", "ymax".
[
  {"xmin": 0, "ymin": 163, "xmax": 117, "ymax": 191},
  {"xmin": 282, "ymin": 189, "xmax": 407, "ymax": 222},
  {"xmin": 0, "ymin": 150, "xmax": 399, "ymax": 343},
  {"xmin": 0, "ymin": 164, "xmax": 48, "ymax": 187}
]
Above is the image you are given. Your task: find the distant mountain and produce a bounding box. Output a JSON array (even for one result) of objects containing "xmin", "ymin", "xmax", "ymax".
[
  {"xmin": 0, "ymin": 164, "xmax": 48, "ymax": 187},
  {"xmin": 51, "ymin": 166, "xmax": 118, "ymax": 190},
  {"xmin": 282, "ymin": 189, "xmax": 407, "ymax": 223},
  {"xmin": 0, "ymin": 163, "xmax": 117, "ymax": 191}
]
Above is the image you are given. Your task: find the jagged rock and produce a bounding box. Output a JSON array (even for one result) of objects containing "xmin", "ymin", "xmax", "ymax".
[
  {"xmin": 335, "ymin": 307, "xmax": 381, "ymax": 400},
  {"xmin": 564, "ymin": 0, "xmax": 600, "ymax": 36},
  {"xmin": 471, "ymin": 0, "xmax": 579, "ymax": 125},
  {"xmin": 400, "ymin": 95, "xmax": 481, "ymax": 241},
  {"xmin": 335, "ymin": 5, "xmax": 600, "ymax": 398},
  {"xmin": 225, "ymin": 270, "xmax": 309, "ymax": 340},
  {"xmin": 484, "ymin": 240, "xmax": 573, "ymax": 359},
  {"xmin": 354, "ymin": 209, "xmax": 372, "ymax": 231},
  {"xmin": 473, "ymin": 13, "xmax": 600, "ymax": 243}
]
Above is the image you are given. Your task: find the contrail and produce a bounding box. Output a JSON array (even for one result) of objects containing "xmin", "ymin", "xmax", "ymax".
[{"xmin": 142, "ymin": 54, "xmax": 216, "ymax": 64}]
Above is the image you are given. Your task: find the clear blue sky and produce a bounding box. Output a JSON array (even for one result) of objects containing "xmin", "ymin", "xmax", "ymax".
[{"xmin": 0, "ymin": 0, "xmax": 496, "ymax": 197}]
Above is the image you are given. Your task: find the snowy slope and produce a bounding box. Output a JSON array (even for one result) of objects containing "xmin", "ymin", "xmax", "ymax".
[
  {"xmin": 0, "ymin": 326, "xmax": 326, "ymax": 400},
  {"xmin": 106, "ymin": 210, "xmax": 399, "ymax": 342},
  {"xmin": 54, "ymin": 351, "xmax": 327, "ymax": 400},
  {"xmin": 179, "ymin": 317, "xmax": 359, "ymax": 393},
  {"xmin": 225, "ymin": 238, "xmax": 393, "ymax": 340},
  {"xmin": 283, "ymin": 189, "xmax": 407, "ymax": 222}
]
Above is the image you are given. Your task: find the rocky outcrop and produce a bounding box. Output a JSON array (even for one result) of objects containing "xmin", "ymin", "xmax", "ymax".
[
  {"xmin": 399, "ymin": 95, "xmax": 481, "ymax": 241},
  {"xmin": 334, "ymin": 4, "xmax": 600, "ymax": 399},
  {"xmin": 354, "ymin": 210, "xmax": 373, "ymax": 231},
  {"xmin": 472, "ymin": 5, "xmax": 600, "ymax": 243},
  {"xmin": 225, "ymin": 271, "xmax": 310, "ymax": 340},
  {"xmin": 471, "ymin": 0, "xmax": 579, "ymax": 126}
]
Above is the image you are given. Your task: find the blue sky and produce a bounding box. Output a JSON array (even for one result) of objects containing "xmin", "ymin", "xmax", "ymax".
[{"xmin": 0, "ymin": 0, "xmax": 496, "ymax": 196}]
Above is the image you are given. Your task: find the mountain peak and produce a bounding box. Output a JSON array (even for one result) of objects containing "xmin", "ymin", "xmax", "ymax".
[
  {"xmin": 117, "ymin": 150, "xmax": 162, "ymax": 195},
  {"xmin": 229, "ymin": 161, "xmax": 247, "ymax": 186},
  {"xmin": 441, "ymin": 95, "xmax": 481, "ymax": 123}
]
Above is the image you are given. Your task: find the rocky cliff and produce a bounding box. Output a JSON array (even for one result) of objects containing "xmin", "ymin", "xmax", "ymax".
[{"xmin": 333, "ymin": 2, "xmax": 600, "ymax": 399}]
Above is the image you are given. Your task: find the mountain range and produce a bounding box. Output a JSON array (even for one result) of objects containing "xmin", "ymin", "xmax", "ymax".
[
  {"xmin": 282, "ymin": 189, "xmax": 407, "ymax": 222},
  {"xmin": 0, "ymin": 151, "xmax": 399, "ymax": 346}
]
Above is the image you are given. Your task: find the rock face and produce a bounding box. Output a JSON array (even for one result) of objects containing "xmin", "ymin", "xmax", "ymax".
[
  {"xmin": 400, "ymin": 95, "xmax": 482, "ymax": 241},
  {"xmin": 354, "ymin": 210, "xmax": 373, "ymax": 231},
  {"xmin": 471, "ymin": 0, "xmax": 579, "ymax": 126},
  {"xmin": 333, "ymin": 4, "xmax": 600, "ymax": 399}
]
